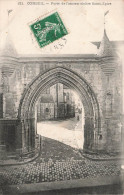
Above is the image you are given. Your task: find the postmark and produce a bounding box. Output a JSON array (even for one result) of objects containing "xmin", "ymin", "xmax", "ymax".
[{"xmin": 29, "ymin": 12, "xmax": 68, "ymax": 48}]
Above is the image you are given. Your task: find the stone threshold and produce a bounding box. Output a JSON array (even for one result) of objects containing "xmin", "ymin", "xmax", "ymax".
[
  {"xmin": 3, "ymin": 175, "xmax": 122, "ymax": 194},
  {"xmin": 0, "ymin": 135, "xmax": 41, "ymax": 166},
  {"xmin": 82, "ymin": 153, "xmax": 124, "ymax": 161},
  {"xmin": 0, "ymin": 151, "xmax": 40, "ymax": 166}
]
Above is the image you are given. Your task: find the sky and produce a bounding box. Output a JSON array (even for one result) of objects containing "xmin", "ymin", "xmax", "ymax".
[{"xmin": 0, "ymin": 0, "xmax": 124, "ymax": 55}]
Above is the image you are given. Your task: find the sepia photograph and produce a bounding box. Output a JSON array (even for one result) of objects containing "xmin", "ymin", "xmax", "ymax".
[{"xmin": 0, "ymin": 0, "xmax": 124, "ymax": 194}]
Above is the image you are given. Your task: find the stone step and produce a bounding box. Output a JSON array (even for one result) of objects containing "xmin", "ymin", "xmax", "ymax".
[{"xmin": 7, "ymin": 155, "xmax": 16, "ymax": 159}]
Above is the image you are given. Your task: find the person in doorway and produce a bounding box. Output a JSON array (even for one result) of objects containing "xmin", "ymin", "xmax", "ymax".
[{"xmin": 77, "ymin": 115, "xmax": 79, "ymax": 121}]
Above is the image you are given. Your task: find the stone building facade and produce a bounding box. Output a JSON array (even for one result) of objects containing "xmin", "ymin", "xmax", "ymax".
[
  {"xmin": 37, "ymin": 94, "xmax": 55, "ymax": 121},
  {"xmin": 37, "ymin": 83, "xmax": 75, "ymax": 121},
  {"xmin": 0, "ymin": 30, "xmax": 123, "ymax": 159}
]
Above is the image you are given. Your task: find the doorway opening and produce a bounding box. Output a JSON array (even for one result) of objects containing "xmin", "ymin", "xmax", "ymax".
[
  {"xmin": 18, "ymin": 67, "xmax": 100, "ymax": 154},
  {"xmin": 36, "ymin": 83, "xmax": 85, "ymax": 149}
]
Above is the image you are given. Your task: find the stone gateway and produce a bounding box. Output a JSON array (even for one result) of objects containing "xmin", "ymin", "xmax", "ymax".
[{"xmin": 0, "ymin": 30, "xmax": 123, "ymax": 159}]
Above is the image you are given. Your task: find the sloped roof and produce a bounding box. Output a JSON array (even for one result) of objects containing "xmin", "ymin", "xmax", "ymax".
[
  {"xmin": 0, "ymin": 34, "xmax": 17, "ymax": 57},
  {"xmin": 92, "ymin": 40, "xmax": 124, "ymax": 49},
  {"xmin": 40, "ymin": 94, "xmax": 54, "ymax": 103},
  {"xmin": 97, "ymin": 29, "xmax": 117, "ymax": 57}
]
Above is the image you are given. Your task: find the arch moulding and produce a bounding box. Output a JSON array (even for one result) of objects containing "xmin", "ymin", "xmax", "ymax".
[{"xmin": 17, "ymin": 67, "xmax": 101, "ymax": 154}]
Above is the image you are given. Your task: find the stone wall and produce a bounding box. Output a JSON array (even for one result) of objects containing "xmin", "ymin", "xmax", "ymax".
[
  {"xmin": 0, "ymin": 54, "xmax": 122, "ymax": 156},
  {"xmin": 0, "ymin": 119, "xmax": 18, "ymax": 159}
]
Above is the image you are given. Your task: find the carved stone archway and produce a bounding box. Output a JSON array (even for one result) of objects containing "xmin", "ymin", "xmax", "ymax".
[{"xmin": 17, "ymin": 67, "xmax": 101, "ymax": 154}]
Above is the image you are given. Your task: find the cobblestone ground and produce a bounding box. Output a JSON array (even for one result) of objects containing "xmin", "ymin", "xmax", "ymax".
[
  {"xmin": 0, "ymin": 136, "xmax": 121, "ymax": 186},
  {"xmin": 0, "ymin": 118, "xmax": 122, "ymax": 187}
]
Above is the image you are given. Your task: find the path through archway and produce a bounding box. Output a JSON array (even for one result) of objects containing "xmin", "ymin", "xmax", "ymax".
[
  {"xmin": 18, "ymin": 67, "xmax": 100, "ymax": 154},
  {"xmin": 36, "ymin": 85, "xmax": 85, "ymax": 150}
]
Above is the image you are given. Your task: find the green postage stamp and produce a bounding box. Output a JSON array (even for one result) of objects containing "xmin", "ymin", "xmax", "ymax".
[{"xmin": 30, "ymin": 12, "xmax": 68, "ymax": 48}]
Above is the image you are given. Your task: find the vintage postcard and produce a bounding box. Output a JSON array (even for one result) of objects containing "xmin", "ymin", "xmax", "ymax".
[{"xmin": 0, "ymin": 0, "xmax": 124, "ymax": 194}]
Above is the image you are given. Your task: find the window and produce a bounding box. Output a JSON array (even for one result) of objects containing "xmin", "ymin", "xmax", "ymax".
[{"xmin": 46, "ymin": 108, "xmax": 49, "ymax": 112}]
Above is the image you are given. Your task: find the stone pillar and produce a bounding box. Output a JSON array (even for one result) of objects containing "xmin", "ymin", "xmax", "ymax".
[
  {"xmin": 0, "ymin": 65, "xmax": 6, "ymax": 158},
  {"xmin": 16, "ymin": 117, "xmax": 36, "ymax": 156},
  {"xmin": 0, "ymin": 93, "xmax": 3, "ymax": 118},
  {"xmin": 83, "ymin": 116, "xmax": 97, "ymax": 153},
  {"xmin": 16, "ymin": 120, "xmax": 23, "ymax": 156},
  {"xmin": 0, "ymin": 67, "xmax": 3, "ymax": 118},
  {"xmin": 0, "ymin": 120, "xmax": 7, "ymax": 160},
  {"xmin": 54, "ymin": 103, "xmax": 58, "ymax": 119},
  {"xmin": 0, "ymin": 66, "xmax": 2, "ymax": 93}
]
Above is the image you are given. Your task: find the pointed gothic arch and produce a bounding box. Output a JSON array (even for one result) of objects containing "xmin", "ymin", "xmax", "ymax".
[{"xmin": 17, "ymin": 67, "xmax": 101, "ymax": 153}]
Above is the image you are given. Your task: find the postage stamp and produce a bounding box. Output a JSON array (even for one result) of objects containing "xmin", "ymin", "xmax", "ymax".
[{"xmin": 29, "ymin": 12, "xmax": 68, "ymax": 48}]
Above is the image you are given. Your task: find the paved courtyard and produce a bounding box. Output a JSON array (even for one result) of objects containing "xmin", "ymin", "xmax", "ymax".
[
  {"xmin": 0, "ymin": 117, "xmax": 122, "ymax": 192},
  {"xmin": 37, "ymin": 116, "xmax": 84, "ymax": 149}
]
